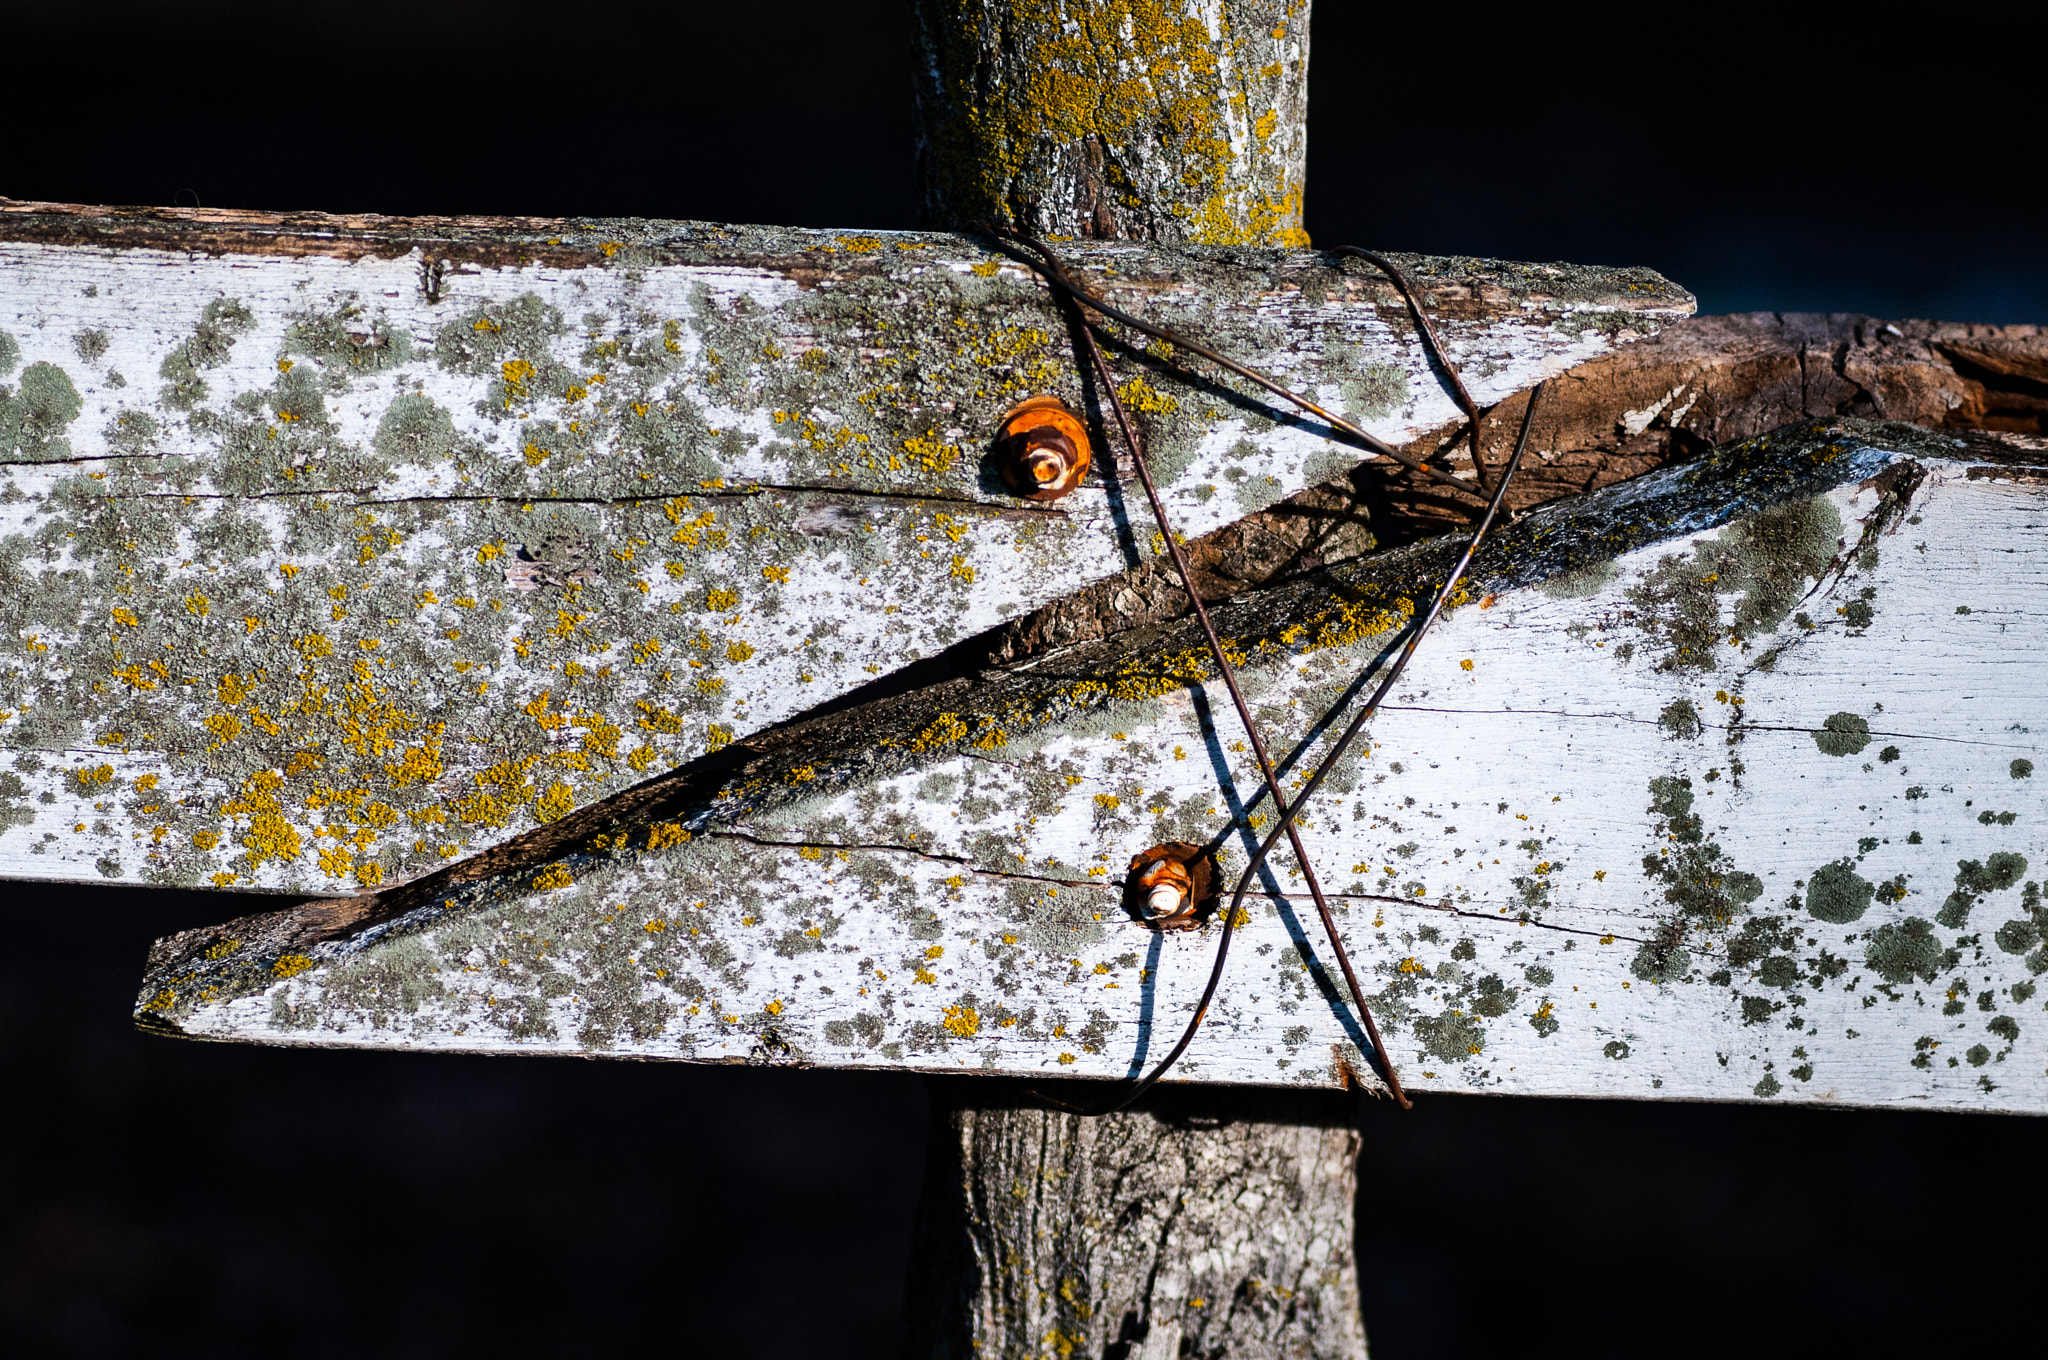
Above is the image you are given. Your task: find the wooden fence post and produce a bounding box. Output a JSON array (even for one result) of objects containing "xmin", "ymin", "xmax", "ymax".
[
  {"xmin": 904, "ymin": 6, "xmax": 1370, "ymax": 1355},
  {"xmin": 905, "ymin": 1080, "xmax": 1364, "ymax": 1359},
  {"xmin": 910, "ymin": 0, "xmax": 1313, "ymax": 246}
]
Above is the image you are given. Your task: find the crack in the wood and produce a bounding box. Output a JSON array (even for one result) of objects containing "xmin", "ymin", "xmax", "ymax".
[
  {"xmin": 1376, "ymin": 704, "xmax": 2033, "ymax": 749},
  {"xmin": 722, "ymin": 829, "xmax": 1633, "ymax": 946},
  {"xmin": 91, "ymin": 482, "xmax": 1072, "ymax": 519},
  {"xmin": 707, "ymin": 829, "xmax": 1114, "ymax": 893}
]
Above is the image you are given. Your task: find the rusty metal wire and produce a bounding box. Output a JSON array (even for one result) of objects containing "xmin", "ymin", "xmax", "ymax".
[
  {"xmin": 1330, "ymin": 245, "xmax": 1495, "ymax": 496},
  {"xmin": 975, "ymin": 228, "xmax": 1490, "ymax": 508},
  {"xmin": 986, "ymin": 223, "xmax": 1541, "ymax": 1113},
  {"xmin": 989, "ymin": 226, "xmax": 1389, "ymax": 1113},
  {"xmin": 1131, "ymin": 382, "xmax": 1546, "ymax": 1111}
]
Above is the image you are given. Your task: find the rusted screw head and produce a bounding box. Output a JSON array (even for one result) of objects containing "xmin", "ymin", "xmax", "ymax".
[
  {"xmin": 995, "ymin": 395, "xmax": 1091, "ymax": 501},
  {"xmin": 1126, "ymin": 841, "xmax": 1215, "ymax": 928}
]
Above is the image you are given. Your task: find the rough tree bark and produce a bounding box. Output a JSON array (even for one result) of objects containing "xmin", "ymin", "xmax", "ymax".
[
  {"xmin": 905, "ymin": 1081, "xmax": 1365, "ymax": 1360},
  {"xmin": 910, "ymin": 0, "xmax": 1313, "ymax": 245}
]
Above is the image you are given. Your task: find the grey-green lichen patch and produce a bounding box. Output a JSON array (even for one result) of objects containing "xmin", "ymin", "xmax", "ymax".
[
  {"xmin": 1658, "ymin": 698, "xmax": 1702, "ymax": 741},
  {"xmin": 1639, "ymin": 773, "xmax": 1763, "ymax": 933},
  {"xmin": 1540, "ymin": 558, "xmax": 1616, "ymax": 601},
  {"xmin": 1864, "ymin": 916, "xmax": 1951, "ymax": 986},
  {"xmin": 285, "ymin": 299, "xmax": 414, "ymax": 373},
  {"xmin": 1623, "ymin": 494, "xmax": 1841, "ymax": 672},
  {"xmin": 1814, "ymin": 712, "xmax": 1873, "ymax": 757},
  {"xmin": 1935, "ymin": 852, "xmax": 2028, "ymax": 929},
  {"xmin": 0, "ymin": 362, "xmax": 84, "ymax": 460},
  {"xmin": 2015, "ymin": 759, "xmax": 2036, "ymax": 779},
  {"xmin": 158, "ymin": 297, "xmax": 255, "ymax": 410},
  {"xmin": 0, "ymin": 330, "xmax": 19, "ymax": 377},
  {"xmin": 1806, "ymin": 859, "xmax": 1875, "ymax": 924}
]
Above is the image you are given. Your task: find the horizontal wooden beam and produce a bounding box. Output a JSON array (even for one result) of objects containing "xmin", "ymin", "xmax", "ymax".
[
  {"xmin": 0, "ymin": 200, "xmax": 1686, "ymax": 892},
  {"xmin": 134, "ymin": 417, "xmax": 2048, "ymax": 1112}
]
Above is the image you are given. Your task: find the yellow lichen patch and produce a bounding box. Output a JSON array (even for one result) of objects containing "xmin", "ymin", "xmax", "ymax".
[
  {"xmin": 943, "ymin": 1005, "xmax": 981, "ymax": 1038},
  {"xmin": 705, "ymin": 588, "xmax": 739, "ymax": 611},
  {"xmin": 384, "ymin": 741, "xmax": 443, "ymax": 787},
  {"xmin": 203, "ymin": 713, "xmax": 242, "ymax": 749},
  {"xmin": 533, "ymin": 781, "xmax": 575, "ymax": 823},
  {"xmin": 1115, "ymin": 375, "xmax": 1177, "ymax": 415},
  {"xmin": 646, "ymin": 822, "xmax": 691, "ymax": 850},
  {"xmin": 72, "ymin": 763, "xmax": 115, "ymax": 790},
  {"xmin": 110, "ymin": 606, "xmax": 139, "ymax": 628},
  {"xmin": 912, "ymin": 712, "xmax": 971, "ymax": 753},
  {"xmin": 272, "ymin": 954, "xmax": 315, "ymax": 980},
  {"xmin": 500, "ymin": 359, "xmax": 535, "ymax": 406},
  {"xmin": 532, "ymin": 863, "xmax": 574, "ymax": 890},
  {"xmin": 725, "ymin": 640, "xmax": 755, "ymax": 663}
]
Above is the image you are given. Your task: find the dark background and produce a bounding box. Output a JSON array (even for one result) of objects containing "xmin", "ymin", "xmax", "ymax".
[{"xmin": 4, "ymin": 3, "xmax": 2043, "ymax": 1356}]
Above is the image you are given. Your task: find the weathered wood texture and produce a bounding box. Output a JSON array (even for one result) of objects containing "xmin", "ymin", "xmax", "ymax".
[
  {"xmin": 134, "ymin": 418, "xmax": 2048, "ymax": 1113},
  {"xmin": 905, "ymin": 1081, "xmax": 1363, "ymax": 1360},
  {"xmin": 1375, "ymin": 310, "xmax": 2048, "ymax": 543},
  {"xmin": 989, "ymin": 312, "xmax": 2048, "ymax": 664},
  {"xmin": 0, "ymin": 200, "xmax": 1684, "ymax": 893},
  {"xmin": 910, "ymin": 0, "xmax": 1313, "ymax": 244}
]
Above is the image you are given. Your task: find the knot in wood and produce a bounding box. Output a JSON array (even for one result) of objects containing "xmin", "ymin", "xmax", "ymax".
[{"xmin": 994, "ymin": 395, "xmax": 1090, "ymax": 501}]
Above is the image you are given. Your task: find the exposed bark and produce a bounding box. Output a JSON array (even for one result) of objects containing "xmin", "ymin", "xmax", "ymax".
[
  {"xmin": 905, "ymin": 1079, "xmax": 1365, "ymax": 1360},
  {"xmin": 909, "ymin": 0, "xmax": 1313, "ymax": 245}
]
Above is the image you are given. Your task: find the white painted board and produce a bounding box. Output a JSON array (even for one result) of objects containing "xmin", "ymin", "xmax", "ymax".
[
  {"xmin": 138, "ymin": 421, "xmax": 2048, "ymax": 1112},
  {"xmin": 0, "ymin": 205, "xmax": 1688, "ymax": 890}
]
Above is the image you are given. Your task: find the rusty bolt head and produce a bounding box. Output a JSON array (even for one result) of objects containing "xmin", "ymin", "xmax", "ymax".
[
  {"xmin": 1126, "ymin": 841, "xmax": 1215, "ymax": 928},
  {"xmin": 995, "ymin": 395, "xmax": 1091, "ymax": 501}
]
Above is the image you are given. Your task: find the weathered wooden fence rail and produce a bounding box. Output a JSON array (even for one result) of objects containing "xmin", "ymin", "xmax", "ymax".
[
  {"xmin": 12, "ymin": 0, "xmax": 2048, "ymax": 1350},
  {"xmin": 129, "ymin": 414, "xmax": 2048, "ymax": 1114},
  {"xmin": 0, "ymin": 200, "xmax": 1685, "ymax": 895}
]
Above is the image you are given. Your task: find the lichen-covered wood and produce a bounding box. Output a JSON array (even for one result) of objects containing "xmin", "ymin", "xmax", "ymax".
[
  {"xmin": 905, "ymin": 1082, "xmax": 1364, "ymax": 1359},
  {"xmin": 0, "ymin": 200, "xmax": 1685, "ymax": 892},
  {"xmin": 910, "ymin": 0, "xmax": 1313, "ymax": 244},
  {"xmin": 134, "ymin": 419, "xmax": 2048, "ymax": 1113}
]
